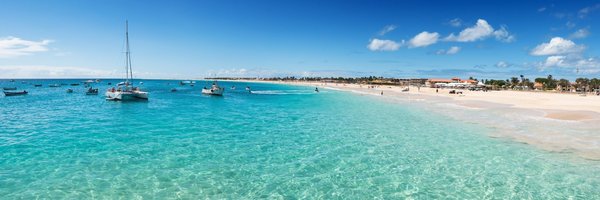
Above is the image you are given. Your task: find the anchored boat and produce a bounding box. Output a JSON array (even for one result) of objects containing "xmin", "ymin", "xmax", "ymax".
[
  {"xmin": 105, "ymin": 21, "xmax": 148, "ymax": 101},
  {"xmin": 4, "ymin": 90, "xmax": 28, "ymax": 96},
  {"xmin": 86, "ymin": 88, "xmax": 99, "ymax": 95},
  {"xmin": 201, "ymin": 81, "xmax": 224, "ymax": 96}
]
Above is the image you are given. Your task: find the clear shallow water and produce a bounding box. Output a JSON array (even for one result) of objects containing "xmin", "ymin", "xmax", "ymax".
[{"xmin": 1, "ymin": 79, "xmax": 600, "ymax": 199}]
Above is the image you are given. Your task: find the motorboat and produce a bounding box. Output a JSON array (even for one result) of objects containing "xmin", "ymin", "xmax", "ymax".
[
  {"xmin": 34, "ymin": 84, "xmax": 42, "ymax": 87},
  {"xmin": 66, "ymin": 89, "xmax": 73, "ymax": 93},
  {"xmin": 86, "ymin": 88, "xmax": 99, "ymax": 95},
  {"xmin": 201, "ymin": 81, "xmax": 224, "ymax": 96},
  {"xmin": 4, "ymin": 90, "xmax": 27, "ymax": 96},
  {"xmin": 171, "ymin": 88, "xmax": 177, "ymax": 92}
]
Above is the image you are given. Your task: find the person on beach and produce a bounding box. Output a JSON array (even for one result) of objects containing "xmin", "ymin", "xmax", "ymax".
[
  {"xmin": 381, "ymin": 91, "xmax": 383, "ymax": 95},
  {"xmin": 436, "ymin": 88, "xmax": 438, "ymax": 93}
]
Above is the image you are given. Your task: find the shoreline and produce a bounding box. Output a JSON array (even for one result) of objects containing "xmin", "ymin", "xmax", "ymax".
[{"xmin": 226, "ymin": 79, "xmax": 600, "ymax": 160}]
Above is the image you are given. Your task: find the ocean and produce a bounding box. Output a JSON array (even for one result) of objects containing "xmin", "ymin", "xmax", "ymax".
[{"xmin": 1, "ymin": 79, "xmax": 599, "ymax": 199}]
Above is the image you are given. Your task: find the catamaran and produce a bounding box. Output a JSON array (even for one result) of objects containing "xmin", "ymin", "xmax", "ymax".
[{"xmin": 105, "ymin": 21, "xmax": 148, "ymax": 101}]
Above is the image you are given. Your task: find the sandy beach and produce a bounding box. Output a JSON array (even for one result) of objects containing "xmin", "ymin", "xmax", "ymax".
[{"xmin": 242, "ymin": 80, "xmax": 600, "ymax": 160}]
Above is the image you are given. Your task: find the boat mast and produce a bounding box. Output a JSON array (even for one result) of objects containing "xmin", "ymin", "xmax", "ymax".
[{"xmin": 125, "ymin": 20, "xmax": 133, "ymax": 86}]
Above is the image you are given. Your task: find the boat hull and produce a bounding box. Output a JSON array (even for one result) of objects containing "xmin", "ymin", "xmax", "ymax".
[
  {"xmin": 4, "ymin": 91, "xmax": 28, "ymax": 96},
  {"xmin": 105, "ymin": 91, "xmax": 148, "ymax": 101},
  {"xmin": 202, "ymin": 88, "xmax": 224, "ymax": 96}
]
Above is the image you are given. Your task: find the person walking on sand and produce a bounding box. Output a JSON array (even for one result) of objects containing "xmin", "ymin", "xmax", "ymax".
[
  {"xmin": 436, "ymin": 88, "xmax": 438, "ymax": 93},
  {"xmin": 381, "ymin": 91, "xmax": 383, "ymax": 95}
]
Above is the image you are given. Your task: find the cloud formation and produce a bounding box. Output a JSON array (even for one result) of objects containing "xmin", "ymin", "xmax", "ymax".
[
  {"xmin": 0, "ymin": 37, "xmax": 53, "ymax": 58},
  {"xmin": 448, "ymin": 18, "xmax": 462, "ymax": 27},
  {"xmin": 367, "ymin": 38, "xmax": 402, "ymax": 51},
  {"xmin": 495, "ymin": 61, "xmax": 513, "ymax": 68},
  {"xmin": 530, "ymin": 37, "xmax": 585, "ymax": 56},
  {"xmin": 578, "ymin": 4, "xmax": 600, "ymax": 18},
  {"xmin": 378, "ymin": 25, "xmax": 397, "ymax": 36},
  {"xmin": 0, "ymin": 65, "xmax": 117, "ymax": 78},
  {"xmin": 570, "ymin": 28, "xmax": 590, "ymax": 39},
  {"xmin": 436, "ymin": 46, "xmax": 460, "ymax": 55},
  {"xmin": 530, "ymin": 37, "xmax": 600, "ymax": 73},
  {"xmin": 444, "ymin": 19, "xmax": 515, "ymax": 42},
  {"xmin": 409, "ymin": 31, "xmax": 439, "ymax": 47}
]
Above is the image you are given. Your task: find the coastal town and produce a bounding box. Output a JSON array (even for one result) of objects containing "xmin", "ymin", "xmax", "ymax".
[{"xmin": 210, "ymin": 75, "xmax": 600, "ymax": 95}]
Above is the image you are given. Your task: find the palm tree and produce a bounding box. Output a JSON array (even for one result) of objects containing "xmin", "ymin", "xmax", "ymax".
[{"xmin": 520, "ymin": 75, "xmax": 524, "ymax": 90}]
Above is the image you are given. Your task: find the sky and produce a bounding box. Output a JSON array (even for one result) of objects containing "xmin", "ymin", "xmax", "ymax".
[{"xmin": 0, "ymin": 0, "xmax": 599, "ymax": 80}]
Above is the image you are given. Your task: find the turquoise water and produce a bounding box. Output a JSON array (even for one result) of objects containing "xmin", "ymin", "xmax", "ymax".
[{"xmin": 1, "ymin": 79, "xmax": 600, "ymax": 199}]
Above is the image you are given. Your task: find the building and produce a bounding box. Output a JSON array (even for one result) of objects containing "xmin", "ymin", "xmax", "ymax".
[{"xmin": 426, "ymin": 77, "xmax": 479, "ymax": 88}]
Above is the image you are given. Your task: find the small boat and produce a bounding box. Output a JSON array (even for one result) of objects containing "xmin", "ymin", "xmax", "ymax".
[
  {"xmin": 107, "ymin": 82, "xmax": 112, "ymax": 85},
  {"xmin": 190, "ymin": 84, "xmax": 194, "ymax": 87},
  {"xmin": 9, "ymin": 79, "xmax": 15, "ymax": 82},
  {"xmin": 86, "ymin": 88, "xmax": 99, "ymax": 95},
  {"xmin": 3, "ymin": 87, "xmax": 17, "ymax": 90},
  {"xmin": 171, "ymin": 88, "xmax": 177, "ymax": 92},
  {"xmin": 117, "ymin": 82, "xmax": 125, "ymax": 86},
  {"xmin": 231, "ymin": 86, "xmax": 236, "ymax": 90},
  {"xmin": 66, "ymin": 89, "xmax": 73, "ymax": 93},
  {"xmin": 202, "ymin": 81, "xmax": 224, "ymax": 96},
  {"xmin": 49, "ymin": 84, "xmax": 60, "ymax": 87},
  {"xmin": 70, "ymin": 83, "xmax": 80, "ymax": 86},
  {"xmin": 139, "ymin": 82, "xmax": 143, "ymax": 85},
  {"xmin": 4, "ymin": 90, "xmax": 28, "ymax": 96},
  {"xmin": 34, "ymin": 84, "xmax": 42, "ymax": 87}
]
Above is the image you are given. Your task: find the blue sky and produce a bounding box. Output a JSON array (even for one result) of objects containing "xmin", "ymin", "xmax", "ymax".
[{"xmin": 0, "ymin": 0, "xmax": 599, "ymax": 80}]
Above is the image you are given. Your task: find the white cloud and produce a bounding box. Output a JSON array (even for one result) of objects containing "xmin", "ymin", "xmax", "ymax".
[
  {"xmin": 538, "ymin": 55, "xmax": 600, "ymax": 73},
  {"xmin": 378, "ymin": 25, "xmax": 397, "ymax": 36},
  {"xmin": 530, "ymin": 37, "xmax": 585, "ymax": 56},
  {"xmin": 436, "ymin": 46, "xmax": 460, "ymax": 55},
  {"xmin": 493, "ymin": 26, "xmax": 515, "ymax": 42},
  {"xmin": 0, "ymin": 65, "xmax": 118, "ymax": 78},
  {"xmin": 578, "ymin": 4, "xmax": 600, "ymax": 18},
  {"xmin": 445, "ymin": 19, "xmax": 493, "ymax": 42},
  {"xmin": 542, "ymin": 56, "xmax": 567, "ymax": 68},
  {"xmin": 444, "ymin": 19, "xmax": 514, "ymax": 43},
  {"xmin": 538, "ymin": 7, "xmax": 547, "ymax": 12},
  {"xmin": 448, "ymin": 18, "xmax": 462, "ymax": 27},
  {"xmin": 367, "ymin": 38, "xmax": 402, "ymax": 51},
  {"xmin": 409, "ymin": 31, "xmax": 439, "ymax": 48},
  {"xmin": 570, "ymin": 28, "xmax": 590, "ymax": 39},
  {"xmin": 495, "ymin": 61, "xmax": 513, "ymax": 68},
  {"xmin": 0, "ymin": 37, "xmax": 53, "ymax": 58}
]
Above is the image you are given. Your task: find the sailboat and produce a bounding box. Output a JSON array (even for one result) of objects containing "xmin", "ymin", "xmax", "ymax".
[{"xmin": 105, "ymin": 21, "xmax": 149, "ymax": 101}]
